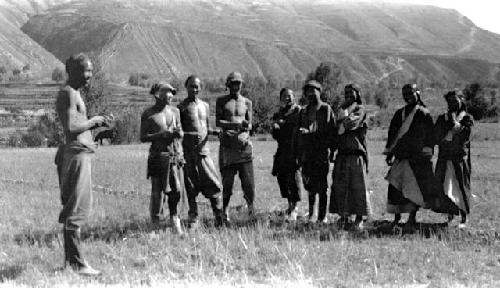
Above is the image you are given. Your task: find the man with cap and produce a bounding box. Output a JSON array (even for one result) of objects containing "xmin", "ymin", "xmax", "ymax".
[
  {"xmin": 329, "ymin": 84, "xmax": 370, "ymax": 230},
  {"xmin": 434, "ymin": 90, "xmax": 473, "ymax": 228},
  {"xmin": 216, "ymin": 72, "xmax": 255, "ymax": 225},
  {"xmin": 383, "ymin": 84, "xmax": 442, "ymax": 229},
  {"xmin": 297, "ymin": 80, "xmax": 336, "ymax": 224},
  {"xmin": 140, "ymin": 82, "xmax": 184, "ymax": 235},
  {"xmin": 55, "ymin": 53, "xmax": 112, "ymax": 275},
  {"xmin": 178, "ymin": 75, "xmax": 223, "ymax": 228}
]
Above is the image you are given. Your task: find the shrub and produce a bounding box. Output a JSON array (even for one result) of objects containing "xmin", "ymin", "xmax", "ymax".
[
  {"xmin": 112, "ymin": 106, "xmax": 142, "ymax": 144},
  {"xmin": 52, "ymin": 67, "xmax": 65, "ymax": 82}
]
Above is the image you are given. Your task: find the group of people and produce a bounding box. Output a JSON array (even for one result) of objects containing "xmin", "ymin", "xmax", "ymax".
[
  {"xmin": 54, "ymin": 53, "xmax": 473, "ymax": 275},
  {"xmin": 273, "ymin": 81, "xmax": 473, "ymax": 231}
]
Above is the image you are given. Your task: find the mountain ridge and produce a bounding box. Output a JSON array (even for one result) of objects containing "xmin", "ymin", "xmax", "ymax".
[{"xmin": 6, "ymin": 0, "xmax": 500, "ymax": 83}]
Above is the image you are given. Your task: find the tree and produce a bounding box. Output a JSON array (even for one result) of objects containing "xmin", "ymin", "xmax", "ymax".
[
  {"xmin": 22, "ymin": 64, "xmax": 30, "ymax": 72},
  {"xmin": 52, "ymin": 67, "xmax": 65, "ymax": 82},
  {"xmin": 0, "ymin": 66, "xmax": 6, "ymax": 74},
  {"xmin": 307, "ymin": 62, "xmax": 345, "ymax": 110},
  {"xmin": 82, "ymin": 55, "xmax": 110, "ymax": 116},
  {"xmin": 463, "ymin": 83, "xmax": 499, "ymax": 120},
  {"xmin": 12, "ymin": 68, "xmax": 21, "ymax": 76}
]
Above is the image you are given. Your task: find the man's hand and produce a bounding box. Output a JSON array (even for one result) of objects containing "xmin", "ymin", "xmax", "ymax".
[
  {"xmin": 460, "ymin": 115, "xmax": 474, "ymax": 128},
  {"xmin": 90, "ymin": 115, "xmax": 106, "ymax": 128},
  {"xmin": 299, "ymin": 127, "xmax": 310, "ymax": 135},
  {"xmin": 172, "ymin": 127, "xmax": 183, "ymax": 138},
  {"xmin": 273, "ymin": 123, "xmax": 280, "ymax": 130},
  {"xmin": 241, "ymin": 119, "xmax": 250, "ymax": 130},
  {"xmin": 385, "ymin": 154, "xmax": 394, "ymax": 166}
]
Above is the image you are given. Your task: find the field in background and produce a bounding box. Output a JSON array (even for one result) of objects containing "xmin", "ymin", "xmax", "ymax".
[{"xmin": 0, "ymin": 140, "xmax": 499, "ymax": 287}]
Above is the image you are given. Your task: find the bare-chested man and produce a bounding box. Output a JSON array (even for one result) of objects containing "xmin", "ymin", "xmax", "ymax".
[
  {"xmin": 178, "ymin": 75, "xmax": 223, "ymax": 228},
  {"xmin": 55, "ymin": 53, "xmax": 110, "ymax": 275},
  {"xmin": 140, "ymin": 82, "xmax": 184, "ymax": 235},
  {"xmin": 216, "ymin": 72, "xmax": 255, "ymax": 225}
]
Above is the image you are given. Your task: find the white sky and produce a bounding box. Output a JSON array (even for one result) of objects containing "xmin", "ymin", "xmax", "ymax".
[{"xmin": 373, "ymin": 0, "xmax": 500, "ymax": 34}]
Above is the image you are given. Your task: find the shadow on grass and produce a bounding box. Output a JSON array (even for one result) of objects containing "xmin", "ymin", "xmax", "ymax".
[
  {"xmin": 0, "ymin": 264, "xmax": 25, "ymax": 282},
  {"xmin": 12, "ymin": 209, "xmax": 499, "ymax": 248}
]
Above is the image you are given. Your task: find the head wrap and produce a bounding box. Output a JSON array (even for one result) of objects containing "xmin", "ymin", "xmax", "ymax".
[
  {"xmin": 344, "ymin": 84, "xmax": 362, "ymax": 104},
  {"xmin": 444, "ymin": 89, "xmax": 466, "ymax": 111},
  {"xmin": 150, "ymin": 82, "xmax": 176, "ymax": 96},
  {"xmin": 303, "ymin": 80, "xmax": 322, "ymax": 92},
  {"xmin": 402, "ymin": 83, "xmax": 425, "ymax": 107}
]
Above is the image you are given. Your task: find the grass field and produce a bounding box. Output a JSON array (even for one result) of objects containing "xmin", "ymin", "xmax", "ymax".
[{"xmin": 0, "ymin": 140, "xmax": 499, "ymax": 287}]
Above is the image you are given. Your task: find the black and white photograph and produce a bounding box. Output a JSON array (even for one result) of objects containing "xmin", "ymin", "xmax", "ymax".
[{"xmin": 0, "ymin": 0, "xmax": 499, "ymax": 287}]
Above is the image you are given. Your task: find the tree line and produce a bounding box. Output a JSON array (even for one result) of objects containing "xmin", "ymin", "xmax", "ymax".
[{"xmin": 7, "ymin": 62, "xmax": 499, "ymax": 147}]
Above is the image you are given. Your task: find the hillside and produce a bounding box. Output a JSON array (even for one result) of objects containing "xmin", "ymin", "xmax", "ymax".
[
  {"xmin": 19, "ymin": 0, "xmax": 500, "ymax": 83},
  {"xmin": 0, "ymin": 0, "xmax": 70, "ymax": 78}
]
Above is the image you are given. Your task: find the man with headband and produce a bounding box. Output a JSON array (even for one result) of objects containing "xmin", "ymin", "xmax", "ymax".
[
  {"xmin": 140, "ymin": 82, "xmax": 184, "ymax": 235},
  {"xmin": 216, "ymin": 72, "xmax": 255, "ymax": 226},
  {"xmin": 178, "ymin": 75, "xmax": 223, "ymax": 228},
  {"xmin": 434, "ymin": 90, "xmax": 473, "ymax": 228},
  {"xmin": 383, "ymin": 84, "xmax": 442, "ymax": 229},
  {"xmin": 55, "ymin": 53, "xmax": 111, "ymax": 275}
]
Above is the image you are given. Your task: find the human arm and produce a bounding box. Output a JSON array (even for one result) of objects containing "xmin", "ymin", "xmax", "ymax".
[{"xmin": 57, "ymin": 89, "xmax": 105, "ymax": 134}]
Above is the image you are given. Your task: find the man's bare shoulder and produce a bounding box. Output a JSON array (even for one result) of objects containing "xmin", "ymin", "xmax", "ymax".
[
  {"xmin": 141, "ymin": 106, "xmax": 156, "ymax": 119},
  {"xmin": 240, "ymin": 95, "xmax": 252, "ymax": 104},
  {"xmin": 57, "ymin": 85, "xmax": 75, "ymax": 100},
  {"xmin": 216, "ymin": 94, "xmax": 229, "ymax": 104},
  {"xmin": 56, "ymin": 85, "xmax": 77, "ymax": 109},
  {"xmin": 168, "ymin": 106, "xmax": 181, "ymax": 116}
]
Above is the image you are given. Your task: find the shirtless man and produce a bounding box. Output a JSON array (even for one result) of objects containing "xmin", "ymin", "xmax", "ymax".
[
  {"xmin": 216, "ymin": 72, "xmax": 255, "ymax": 225},
  {"xmin": 178, "ymin": 75, "xmax": 223, "ymax": 228},
  {"xmin": 55, "ymin": 53, "xmax": 110, "ymax": 275},
  {"xmin": 140, "ymin": 82, "xmax": 184, "ymax": 235}
]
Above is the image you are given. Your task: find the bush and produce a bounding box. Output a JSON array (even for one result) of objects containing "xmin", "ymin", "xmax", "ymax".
[
  {"xmin": 7, "ymin": 113, "xmax": 64, "ymax": 148},
  {"xmin": 128, "ymin": 72, "xmax": 151, "ymax": 87},
  {"xmin": 52, "ymin": 67, "xmax": 65, "ymax": 82},
  {"xmin": 112, "ymin": 106, "xmax": 142, "ymax": 144},
  {"xmin": 306, "ymin": 62, "xmax": 345, "ymax": 110}
]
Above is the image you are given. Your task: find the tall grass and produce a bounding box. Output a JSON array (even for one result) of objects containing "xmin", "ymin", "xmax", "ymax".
[{"xmin": 0, "ymin": 141, "xmax": 499, "ymax": 287}]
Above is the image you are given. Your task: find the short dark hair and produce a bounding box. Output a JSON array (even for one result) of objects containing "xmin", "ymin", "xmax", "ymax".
[
  {"xmin": 184, "ymin": 74, "xmax": 201, "ymax": 88},
  {"xmin": 65, "ymin": 53, "xmax": 90, "ymax": 75},
  {"xmin": 279, "ymin": 87, "xmax": 293, "ymax": 98}
]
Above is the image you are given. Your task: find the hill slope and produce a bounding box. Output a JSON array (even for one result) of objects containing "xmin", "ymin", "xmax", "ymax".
[
  {"xmin": 20, "ymin": 0, "xmax": 500, "ymax": 83},
  {"xmin": 0, "ymin": 0, "xmax": 70, "ymax": 78}
]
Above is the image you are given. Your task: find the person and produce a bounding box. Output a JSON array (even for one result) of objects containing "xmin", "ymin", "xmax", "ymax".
[
  {"xmin": 271, "ymin": 88, "xmax": 303, "ymax": 221},
  {"xmin": 216, "ymin": 72, "xmax": 255, "ymax": 225},
  {"xmin": 329, "ymin": 84, "xmax": 370, "ymax": 230},
  {"xmin": 178, "ymin": 75, "xmax": 223, "ymax": 228},
  {"xmin": 297, "ymin": 80, "xmax": 336, "ymax": 224},
  {"xmin": 55, "ymin": 53, "xmax": 111, "ymax": 275},
  {"xmin": 434, "ymin": 90, "xmax": 473, "ymax": 228},
  {"xmin": 140, "ymin": 82, "xmax": 184, "ymax": 235},
  {"xmin": 383, "ymin": 84, "xmax": 441, "ymax": 228}
]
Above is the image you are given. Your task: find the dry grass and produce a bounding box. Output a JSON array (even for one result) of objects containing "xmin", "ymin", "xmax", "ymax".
[{"xmin": 0, "ymin": 140, "xmax": 499, "ymax": 287}]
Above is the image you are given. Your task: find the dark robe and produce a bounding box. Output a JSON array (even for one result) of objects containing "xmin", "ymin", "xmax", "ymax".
[
  {"xmin": 330, "ymin": 103, "xmax": 370, "ymax": 216},
  {"xmin": 271, "ymin": 104, "xmax": 302, "ymax": 202},
  {"xmin": 384, "ymin": 105, "xmax": 443, "ymax": 213},
  {"xmin": 434, "ymin": 111, "xmax": 472, "ymax": 215}
]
